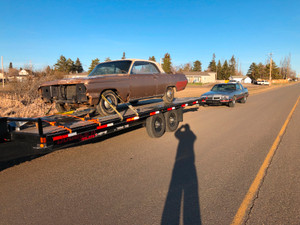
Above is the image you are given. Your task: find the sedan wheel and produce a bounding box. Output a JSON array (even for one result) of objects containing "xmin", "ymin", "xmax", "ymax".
[
  {"xmin": 162, "ymin": 87, "xmax": 174, "ymax": 104},
  {"xmin": 241, "ymin": 95, "xmax": 247, "ymax": 103},
  {"xmin": 96, "ymin": 90, "xmax": 118, "ymax": 116},
  {"xmin": 229, "ymin": 96, "xmax": 236, "ymax": 107}
]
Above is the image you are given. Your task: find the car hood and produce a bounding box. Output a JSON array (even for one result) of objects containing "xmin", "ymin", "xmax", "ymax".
[
  {"xmin": 201, "ymin": 90, "xmax": 234, "ymax": 96},
  {"xmin": 39, "ymin": 74, "xmax": 121, "ymax": 87}
]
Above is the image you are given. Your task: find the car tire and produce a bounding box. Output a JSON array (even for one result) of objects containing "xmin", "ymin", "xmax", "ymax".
[
  {"xmin": 162, "ymin": 87, "xmax": 174, "ymax": 104},
  {"xmin": 146, "ymin": 114, "xmax": 166, "ymax": 138},
  {"xmin": 164, "ymin": 110, "xmax": 179, "ymax": 132},
  {"xmin": 96, "ymin": 90, "xmax": 118, "ymax": 116},
  {"xmin": 240, "ymin": 95, "xmax": 247, "ymax": 103},
  {"xmin": 229, "ymin": 96, "xmax": 236, "ymax": 107}
]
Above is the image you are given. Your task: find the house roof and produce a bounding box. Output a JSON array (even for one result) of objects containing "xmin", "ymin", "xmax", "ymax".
[{"xmin": 184, "ymin": 71, "xmax": 214, "ymax": 76}]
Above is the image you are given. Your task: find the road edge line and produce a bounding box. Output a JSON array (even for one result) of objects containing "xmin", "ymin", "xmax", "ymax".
[{"xmin": 230, "ymin": 95, "xmax": 300, "ymax": 225}]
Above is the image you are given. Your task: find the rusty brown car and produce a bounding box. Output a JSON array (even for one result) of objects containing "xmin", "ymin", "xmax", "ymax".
[{"xmin": 39, "ymin": 59, "xmax": 188, "ymax": 116}]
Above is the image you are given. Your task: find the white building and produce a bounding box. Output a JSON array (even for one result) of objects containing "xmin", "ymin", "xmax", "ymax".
[
  {"xmin": 184, "ymin": 72, "xmax": 216, "ymax": 83},
  {"xmin": 230, "ymin": 75, "xmax": 252, "ymax": 84}
]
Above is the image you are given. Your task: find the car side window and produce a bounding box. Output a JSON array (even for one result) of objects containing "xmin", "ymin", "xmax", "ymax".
[
  {"xmin": 236, "ymin": 84, "xmax": 241, "ymax": 90},
  {"xmin": 131, "ymin": 62, "xmax": 160, "ymax": 74},
  {"xmin": 239, "ymin": 84, "xmax": 243, "ymax": 90}
]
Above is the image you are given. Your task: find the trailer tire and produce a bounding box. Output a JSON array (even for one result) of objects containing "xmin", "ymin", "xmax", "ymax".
[
  {"xmin": 146, "ymin": 113, "xmax": 166, "ymax": 138},
  {"xmin": 164, "ymin": 110, "xmax": 179, "ymax": 132},
  {"xmin": 96, "ymin": 90, "xmax": 118, "ymax": 116}
]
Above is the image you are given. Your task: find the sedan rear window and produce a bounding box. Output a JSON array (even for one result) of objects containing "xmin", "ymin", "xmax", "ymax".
[{"xmin": 89, "ymin": 61, "xmax": 132, "ymax": 76}]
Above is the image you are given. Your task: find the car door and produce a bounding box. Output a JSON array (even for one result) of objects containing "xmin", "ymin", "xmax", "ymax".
[
  {"xmin": 235, "ymin": 83, "xmax": 243, "ymax": 99},
  {"xmin": 129, "ymin": 61, "xmax": 158, "ymax": 99}
]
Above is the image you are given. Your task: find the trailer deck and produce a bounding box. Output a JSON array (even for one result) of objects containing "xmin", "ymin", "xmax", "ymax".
[{"xmin": 0, "ymin": 97, "xmax": 200, "ymax": 162}]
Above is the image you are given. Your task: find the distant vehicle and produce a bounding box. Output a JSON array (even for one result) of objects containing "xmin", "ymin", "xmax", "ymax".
[
  {"xmin": 257, "ymin": 80, "xmax": 269, "ymax": 85},
  {"xmin": 39, "ymin": 59, "xmax": 188, "ymax": 116},
  {"xmin": 200, "ymin": 83, "xmax": 249, "ymax": 107}
]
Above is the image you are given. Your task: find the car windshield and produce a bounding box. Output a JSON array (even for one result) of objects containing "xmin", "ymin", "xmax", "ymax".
[
  {"xmin": 211, "ymin": 84, "xmax": 236, "ymax": 92},
  {"xmin": 89, "ymin": 61, "xmax": 132, "ymax": 76}
]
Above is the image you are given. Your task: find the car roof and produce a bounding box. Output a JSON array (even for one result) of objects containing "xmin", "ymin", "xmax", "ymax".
[{"xmin": 98, "ymin": 59, "xmax": 165, "ymax": 73}]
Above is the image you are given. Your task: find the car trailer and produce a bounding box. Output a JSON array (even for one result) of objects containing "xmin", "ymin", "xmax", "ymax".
[{"xmin": 0, "ymin": 98, "xmax": 200, "ymax": 162}]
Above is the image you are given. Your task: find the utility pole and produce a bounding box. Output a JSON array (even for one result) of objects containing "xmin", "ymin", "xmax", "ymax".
[
  {"xmin": 1, "ymin": 56, "xmax": 4, "ymax": 88},
  {"xmin": 269, "ymin": 53, "xmax": 272, "ymax": 86}
]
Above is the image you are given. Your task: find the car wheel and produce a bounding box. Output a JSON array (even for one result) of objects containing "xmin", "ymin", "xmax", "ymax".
[
  {"xmin": 240, "ymin": 95, "xmax": 247, "ymax": 103},
  {"xmin": 96, "ymin": 90, "xmax": 118, "ymax": 116},
  {"xmin": 162, "ymin": 87, "xmax": 174, "ymax": 104},
  {"xmin": 229, "ymin": 96, "xmax": 236, "ymax": 107}
]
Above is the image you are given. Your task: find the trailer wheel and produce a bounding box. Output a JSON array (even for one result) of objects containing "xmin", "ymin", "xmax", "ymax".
[
  {"xmin": 96, "ymin": 90, "xmax": 118, "ymax": 116},
  {"xmin": 162, "ymin": 87, "xmax": 174, "ymax": 104},
  {"xmin": 164, "ymin": 110, "xmax": 179, "ymax": 132},
  {"xmin": 146, "ymin": 114, "xmax": 166, "ymax": 138}
]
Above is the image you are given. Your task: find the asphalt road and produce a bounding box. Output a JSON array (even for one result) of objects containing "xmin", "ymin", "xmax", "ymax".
[{"xmin": 0, "ymin": 83, "xmax": 299, "ymax": 225}]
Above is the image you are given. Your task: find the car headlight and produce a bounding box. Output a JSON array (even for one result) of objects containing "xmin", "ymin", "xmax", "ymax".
[{"xmin": 221, "ymin": 95, "xmax": 229, "ymax": 100}]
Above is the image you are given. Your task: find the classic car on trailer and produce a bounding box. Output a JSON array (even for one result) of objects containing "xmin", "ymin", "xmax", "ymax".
[
  {"xmin": 200, "ymin": 83, "xmax": 248, "ymax": 107},
  {"xmin": 39, "ymin": 59, "xmax": 188, "ymax": 116}
]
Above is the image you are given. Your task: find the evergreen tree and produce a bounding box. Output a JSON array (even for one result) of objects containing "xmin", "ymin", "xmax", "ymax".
[
  {"xmin": 105, "ymin": 57, "xmax": 111, "ymax": 62},
  {"xmin": 247, "ymin": 63, "xmax": 258, "ymax": 80},
  {"xmin": 229, "ymin": 55, "xmax": 236, "ymax": 76},
  {"xmin": 74, "ymin": 58, "xmax": 83, "ymax": 73},
  {"xmin": 54, "ymin": 55, "xmax": 68, "ymax": 72},
  {"xmin": 66, "ymin": 58, "xmax": 75, "ymax": 74},
  {"xmin": 149, "ymin": 56, "xmax": 156, "ymax": 62},
  {"xmin": 266, "ymin": 61, "xmax": 280, "ymax": 79},
  {"xmin": 208, "ymin": 53, "xmax": 217, "ymax": 72},
  {"xmin": 9, "ymin": 62, "xmax": 13, "ymax": 69},
  {"xmin": 221, "ymin": 60, "xmax": 230, "ymax": 79},
  {"xmin": 162, "ymin": 53, "xmax": 172, "ymax": 74},
  {"xmin": 88, "ymin": 58, "xmax": 100, "ymax": 74},
  {"xmin": 192, "ymin": 60, "xmax": 202, "ymax": 72},
  {"xmin": 122, "ymin": 52, "xmax": 126, "ymax": 59},
  {"xmin": 216, "ymin": 60, "xmax": 222, "ymax": 80},
  {"xmin": 257, "ymin": 63, "xmax": 266, "ymax": 79}
]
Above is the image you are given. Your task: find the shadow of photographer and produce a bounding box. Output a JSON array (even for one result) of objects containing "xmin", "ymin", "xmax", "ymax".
[{"xmin": 161, "ymin": 124, "xmax": 201, "ymax": 225}]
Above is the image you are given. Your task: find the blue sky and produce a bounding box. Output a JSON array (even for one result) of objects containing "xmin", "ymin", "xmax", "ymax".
[{"xmin": 1, "ymin": 0, "xmax": 299, "ymax": 75}]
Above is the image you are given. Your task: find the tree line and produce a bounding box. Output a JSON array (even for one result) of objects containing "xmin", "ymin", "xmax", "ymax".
[{"xmin": 246, "ymin": 54, "xmax": 296, "ymax": 80}]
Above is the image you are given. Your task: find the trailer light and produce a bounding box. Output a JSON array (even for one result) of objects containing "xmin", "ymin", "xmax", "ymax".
[
  {"xmin": 40, "ymin": 144, "xmax": 45, "ymax": 148},
  {"xmin": 126, "ymin": 116, "xmax": 139, "ymax": 122},
  {"xmin": 150, "ymin": 111, "xmax": 159, "ymax": 116},
  {"xmin": 40, "ymin": 137, "xmax": 46, "ymax": 143}
]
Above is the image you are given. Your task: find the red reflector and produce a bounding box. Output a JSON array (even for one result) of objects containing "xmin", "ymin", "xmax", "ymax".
[
  {"xmin": 150, "ymin": 112, "xmax": 156, "ymax": 116},
  {"xmin": 97, "ymin": 124, "xmax": 108, "ymax": 130},
  {"xmin": 193, "ymin": 101, "xmax": 198, "ymax": 104},
  {"xmin": 181, "ymin": 104, "xmax": 188, "ymax": 107},
  {"xmin": 53, "ymin": 134, "xmax": 69, "ymax": 141},
  {"xmin": 167, "ymin": 107, "xmax": 173, "ymax": 111},
  {"xmin": 202, "ymin": 99, "xmax": 206, "ymax": 102}
]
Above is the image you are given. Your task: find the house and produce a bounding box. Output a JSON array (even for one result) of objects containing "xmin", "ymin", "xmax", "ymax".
[
  {"xmin": 0, "ymin": 71, "xmax": 7, "ymax": 82},
  {"xmin": 16, "ymin": 69, "xmax": 31, "ymax": 81},
  {"xmin": 229, "ymin": 75, "xmax": 252, "ymax": 84},
  {"xmin": 184, "ymin": 71, "xmax": 216, "ymax": 83}
]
